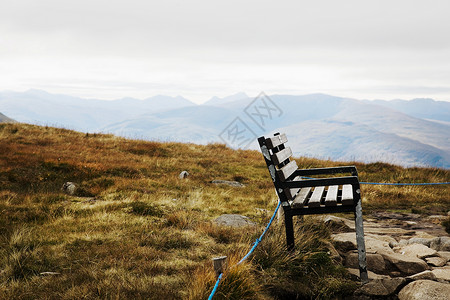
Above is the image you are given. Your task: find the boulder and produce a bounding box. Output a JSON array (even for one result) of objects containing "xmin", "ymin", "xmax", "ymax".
[
  {"xmin": 346, "ymin": 268, "xmax": 390, "ymax": 281},
  {"xmin": 398, "ymin": 237, "xmax": 432, "ymax": 247},
  {"xmin": 398, "ymin": 280, "xmax": 450, "ymax": 300},
  {"xmin": 430, "ymin": 237, "xmax": 450, "ymax": 251},
  {"xmin": 437, "ymin": 251, "xmax": 450, "ymax": 261},
  {"xmin": 355, "ymin": 277, "xmax": 406, "ymax": 297},
  {"xmin": 345, "ymin": 251, "xmax": 386, "ymax": 274},
  {"xmin": 406, "ymin": 270, "xmax": 437, "ymax": 281},
  {"xmin": 395, "ymin": 243, "xmax": 437, "ymax": 259},
  {"xmin": 431, "ymin": 266, "xmax": 450, "ymax": 282},
  {"xmin": 214, "ymin": 214, "xmax": 255, "ymax": 227},
  {"xmin": 331, "ymin": 232, "xmax": 395, "ymax": 253},
  {"xmin": 377, "ymin": 250, "xmax": 429, "ymax": 276},
  {"xmin": 426, "ymin": 257, "xmax": 447, "ymax": 267}
]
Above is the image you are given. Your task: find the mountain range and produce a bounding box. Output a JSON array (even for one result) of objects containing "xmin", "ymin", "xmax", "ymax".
[{"xmin": 1, "ymin": 89, "xmax": 449, "ymax": 168}]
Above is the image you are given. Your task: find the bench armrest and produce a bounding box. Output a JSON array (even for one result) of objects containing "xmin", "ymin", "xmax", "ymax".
[
  {"xmin": 293, "ymin": 166, "xmax": 358, "ymax": 177},
  {"xmin": 283, "ymin": 176, "xmax": 360, "ymax": 188}
]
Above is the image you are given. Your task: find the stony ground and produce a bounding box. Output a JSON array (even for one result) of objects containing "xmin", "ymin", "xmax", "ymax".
[{"xmin": 324, "ymin": 212, "xmax": 450, "ymax": 299}]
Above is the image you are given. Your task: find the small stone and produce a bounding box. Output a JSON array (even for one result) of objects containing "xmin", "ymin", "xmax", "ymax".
[
  {"xmin": 61, "ymin": 182, "xmax": 77, "ymax": 195},
  {"xmin": 179, "ymin": 171, "xmax": 189, "ymax": 179},
  {"xmin": 398, "ymin": 280, "xmax": 450, "ymax": 300},
  {"xmin": 40, "ymin": 272, "xmax": 61, "ymax": 276},
  {"xmin": 426, "ymin": 257, "xmax": 447, "ymax": 267}
]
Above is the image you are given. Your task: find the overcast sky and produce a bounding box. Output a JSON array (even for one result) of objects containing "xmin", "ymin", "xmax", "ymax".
[{"xmin": 1, "ymin": 0, "xmax": 450, "ymax": 103}]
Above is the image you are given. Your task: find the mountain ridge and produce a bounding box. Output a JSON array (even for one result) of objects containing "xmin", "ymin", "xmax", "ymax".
[{"xmin": 1, "ymin": 89, "xmax": 449, "ymax": 168}]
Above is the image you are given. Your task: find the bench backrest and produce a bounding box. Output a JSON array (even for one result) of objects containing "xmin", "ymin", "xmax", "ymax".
[{"xmin": 258, "ymin": 133, "xmax": 300, "ymax": 204}]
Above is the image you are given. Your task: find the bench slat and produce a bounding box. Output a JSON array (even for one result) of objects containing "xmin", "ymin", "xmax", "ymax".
[
  {"xmin": 342, "ymin": 184, "xmax": 354, "ymax": 205},
  {"xmin": 272, "ymin": 147, "xmax": 293, "ymax": 165},
  {"xmin": 325, "ymin": 185, "xmax": 338, "ymax": 206},
  {"xmin": 266, "ymin": 133, "xmax": 288, "ymax": 149},
  {"xmin": 308, "ymin": 186, "xmax": 325, "ymax": 208},
  {"xmin": 291, "ymin": 187, "xmax": 312, "ymax": 208},
  {"xmin": 277, "ymin": 160, "xmax": 298, "ymax": 181},
  {"xmin": 284, "ymin": 176, "xmax": 302, "ymax": 200}
]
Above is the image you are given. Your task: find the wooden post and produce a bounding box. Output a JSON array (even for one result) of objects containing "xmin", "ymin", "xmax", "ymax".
[
  {"xmin": 212, "ymin": 256, "xmax": 227, "ymax": 277},
  {"xmin": 354, "ymin": 198, "xmax": 368, "ymax": 283}
]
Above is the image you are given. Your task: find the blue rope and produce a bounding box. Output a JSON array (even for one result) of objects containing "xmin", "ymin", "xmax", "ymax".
[
  {"xmin": 207, "ymin": 273, "xmax": 223, "ymax": 300},
  {"xmin": 360, "ymin": 181, "xmax": 450, "ymax": 186},
  {"xmin": 300, "ymin": 176, "xmax": 450, "ymax": 186},
  {"xmin": 207, "ymin": 200, "xmax": 281, "ymax": 299}
]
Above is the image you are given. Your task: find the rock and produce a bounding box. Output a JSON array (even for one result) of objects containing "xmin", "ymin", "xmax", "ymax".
[
  {"xmin": 398, "ymin": 280, "xmax": 450, "ymax": 300},
  {"xmin": 62, "ymin": 182, "xmax": 77, "ymax": 195},
  {"xmin": 346, "ymin": 268, "xmax": 390, "ymax": 281},
  {"xmin": 179, "ymin": 171, "xmax": 190, "ymax": 179},
  {"xmin": 430, "ymin": 237, "xmax": 450, "ymax": 251},
  {"xmin": 356, "ymin": 277, "xmax": 406, "ymax": 297},
  {"xmin": 398, "ymin": 237, "xmax": 432, "ymax": 247},
  {"xmin": 331, "ymin": 232, "xmax": 395, "ymax": 253},
  {"xmin": 431, "ymin": 266, "xmax": 450, "ymax": 282},
  {"xmin": 395, "ymin": 243, "xmax": 438, "ymax": 259},
  {"xmin": 331, "ymin": 232, "xmax": 357, "ymax": 252},
  {"xmin": 323, "ymin": 240, "xmax": 342, "ymax": 263},
  {"xmin": 214, "ymin": 214, "xmax": 255, "ymax": 227},
  {"xmin": 406, "ymin": 270, "xmax": 437, "ymax": 281},
  {"xmin": 377, "ymin": 250, "xmax": 429, "ymax": 276},
  {"xmin": 211, "ymin": 180, "xmax": 245, "ymax": 187},
  {"xmin": 40, "ymin": 272, "xmax": 61, "ymax": 276},
  {"xmin": 426, "ymin": 257, "xmax": 447, "ymax": 267},
  {"xmin": 319, "ymin": 215, "xmax": 353, "ymax": 232},
  {"xmin": 345, "ymin": 251, "xmax": 386, "ymax": 274},
  {"xmin": 437, "ymin": 251, "xmax": 450, "ymax": 261}
]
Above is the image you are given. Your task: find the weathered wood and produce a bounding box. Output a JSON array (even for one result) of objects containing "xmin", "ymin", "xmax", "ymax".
[
  {"xmin": 265, "ymin": 133, "xmax": 288, "ymax": 149},
  {"xmin": 341, "ymin": 184, "xmax": 354, "ymax": 205},
  {"xmin": 291, "ymin": 187, "xmax": 312, "ymax": 208},
  {"xmin": 284, "ymin": 176, "xmax": 301, "ymax": 199},
  {"xmin": 308, "ymin": 186, "xmax": 325, "ymax": 208},
  {"xmin": 354, "ymin": 200, "xmax": 368, "ymax": 283},
  {"xmin": 324, "ymin": 185, "xmax": 338, "ymax": 206},
  {"xmin": 277, "ymin": 160, "xmax": 298, "ymax": 181},
  {"xmin": 272, "ymin": 147, "xmax": 293, "ymax": 165},
  {"xmin": 212, "ymin": 256, "xmax": 227, "ymax": 277}
]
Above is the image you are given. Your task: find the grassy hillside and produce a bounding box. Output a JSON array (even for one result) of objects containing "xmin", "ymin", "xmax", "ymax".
[{"xmin": 0, "ymin": 123, "xmax": 449, "ymax": 299}]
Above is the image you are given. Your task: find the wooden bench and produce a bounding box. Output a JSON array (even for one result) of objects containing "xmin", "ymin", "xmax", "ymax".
[{"xmin": 258, "ymin": 133, "xmax": 368, "ymax": 283}]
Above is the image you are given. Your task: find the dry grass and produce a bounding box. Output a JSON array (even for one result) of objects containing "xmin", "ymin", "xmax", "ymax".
[{"xmin": 0, "ymin": 123, "xmax": 449, "ymax": 299}]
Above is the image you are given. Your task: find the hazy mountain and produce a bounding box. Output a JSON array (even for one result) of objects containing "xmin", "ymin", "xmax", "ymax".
[
  {"xmin": 0, "ymin": 89, "xmax": 195, "ymax": 132},
  {"xmin": 203, "ymin": 92, "xmax": 250, "ymax": 106},
  {"xmin": 0, "ymin": 112, "xmax": 15, "ymax": 123},
  {"xmin": 371, "ymin": 98, "xmax": 450, "ymax": 123},
  {"xmin": 2, "ymin": 89, "xmax": 449, "ymax": 168}
]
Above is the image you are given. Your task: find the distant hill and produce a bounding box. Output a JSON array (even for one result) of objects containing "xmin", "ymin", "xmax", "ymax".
[
  {"xmin": 0, "ymin": 112, "xmax": 15, "ymax": 123},
  {"xmin": 1, "ymin": 90, "xmax": 449, "ymax": 168}
]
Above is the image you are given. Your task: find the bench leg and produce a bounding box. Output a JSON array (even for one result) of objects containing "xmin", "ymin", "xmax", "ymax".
[
  {"xmin": 284, "ymin": 213, "xmax": 295, "ymax": 251},
  {"xmin": 354, "ymin": 200, "xmax": 369, "ymax": 283}
]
